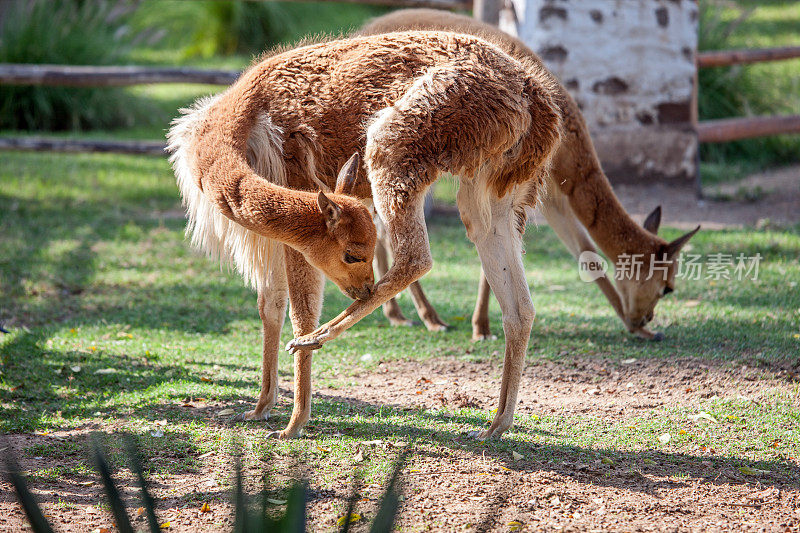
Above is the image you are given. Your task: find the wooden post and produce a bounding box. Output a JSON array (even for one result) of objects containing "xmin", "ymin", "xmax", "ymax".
[
  {"xmin": 473, "ymin": 0, "xmax": 500, "ymax": 25},
  {"xmin": 692, "ymin": 54, "xmax": 702, "ymax": 198}
]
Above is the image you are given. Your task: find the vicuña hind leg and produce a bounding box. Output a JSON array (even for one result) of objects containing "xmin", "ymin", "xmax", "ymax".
[
  {"xmin": 272, "ymin": 246, "xmax": 324, "ymax": 439},
  {"xmin": 242, "ymin": 246, "xmax": 287, "ymax": 421},
  {"xmin": 460, "ymin": 182, "xmax": 534, "ymax": 439},
  {"xmin": 471, "ymin": 268, "xmax": 494, "ymax": 341}
]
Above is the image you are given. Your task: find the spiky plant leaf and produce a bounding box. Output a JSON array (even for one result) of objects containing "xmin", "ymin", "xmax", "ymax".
[
  {"xmin": 232, "ymin": 455, "xmax": 247, "ymax": 533},
  {"xmin": 90, "ymin": 435, "xmax": 135, "ymax": 533},
  {"xmin": 3, "ymin": 451, "xmax": 55, "ymax": 533},
  {"xmin": 339, "ymin": 473, "xmax": 361, "ymax": 533},
  {"xmin": 275, "ymin": 481, "xmax": 307, "ymax": 533}
]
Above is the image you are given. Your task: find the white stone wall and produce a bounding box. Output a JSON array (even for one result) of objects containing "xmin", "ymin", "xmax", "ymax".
[{"xmin": 501, "ymin": 0, "xmax": 699, "ymax": 183}]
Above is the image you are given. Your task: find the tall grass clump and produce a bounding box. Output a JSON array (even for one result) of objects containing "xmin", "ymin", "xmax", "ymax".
[
  {"xmin": 698, "ymin": 1, "xmax": 800, "ymax": 183},
  {"xmin": 0, "ymin": 0, "xmax": 158, "ymax": 131}
]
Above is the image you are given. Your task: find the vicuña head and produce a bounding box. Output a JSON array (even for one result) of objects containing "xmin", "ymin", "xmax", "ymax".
[
  {"xmin": 614, "ymin": 206, "xmax": 699, "ymax": 339},
  {"xmin": 302, "ymin": 153, "xmax": 377, "ymax": 301}
]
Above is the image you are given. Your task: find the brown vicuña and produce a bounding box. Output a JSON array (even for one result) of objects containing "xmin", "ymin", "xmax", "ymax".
[
  {"xmin": 359, "ymin": 9, "xmax": 700, "ymax": 341},
  {"xmin": 169, "ymin": 31, "xmax": 562, "ymax": 439}
]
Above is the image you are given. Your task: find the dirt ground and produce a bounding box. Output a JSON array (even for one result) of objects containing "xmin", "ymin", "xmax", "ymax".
[
  {"xmin": 2, "ymin": 168, "xmax": 799, "ymax": 532},
  {"xmin": 2, "ymin": 355, "xmax": 799, "ymax": 532},
  {"xmin": 612, "ymin": 165, "xmax": 800, "ymax": 230},
  {"xmin": 320, "ymin": 356, "xmax": 800, "ymax": 532}
]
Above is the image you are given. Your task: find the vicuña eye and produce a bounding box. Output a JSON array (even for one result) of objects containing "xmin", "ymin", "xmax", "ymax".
[
  {"xmin": 343, "ymin": 252, "xmax": 364, "ymax": 264},
  {"xmin": 663, "ymin": 286, "xmax": 674, "ymax": 296}
]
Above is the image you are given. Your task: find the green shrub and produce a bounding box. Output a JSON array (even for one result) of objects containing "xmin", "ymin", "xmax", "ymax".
[
  {"xmin": 0, "ymin": 0, "xmax": 159, "ymax": 131},
  {"xmin": 698, "ymin": 1, "xmax": 800, "ymax": 182}
]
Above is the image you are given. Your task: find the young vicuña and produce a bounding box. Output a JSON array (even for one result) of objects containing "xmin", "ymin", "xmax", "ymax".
[
  {"xmin": 169, "ymin": 31, "xmax": 562, "ymax": 438},
  {"xmin": 359, "ymin": 9, "xmax": 700, "ymax": 341}
]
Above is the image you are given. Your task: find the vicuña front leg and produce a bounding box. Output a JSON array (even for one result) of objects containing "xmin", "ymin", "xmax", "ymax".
[
  {"xmin": 241, "ymin": 248, "xmax": 288, "ymax": 421},
  {"xmin": 376, "ymin": 221, "xmax": 448, "ymax": 332},
  {"xmin": 286, "ymin": 198, "xmax": 432, "ymax": 353},
  {"xmin": 539, "ymin": 192, "xmax": 625, "ymax": 321},
  {"xmin": 408, "ymin": 281, "xmax": 449, "ymax": 332},
  {"xmin": 273, "ymin": 247, "xmax": 324, "ymax": 439},
  {"xmin": 375, "ymin": 234, "xmax": 414, "ymax": 327}
]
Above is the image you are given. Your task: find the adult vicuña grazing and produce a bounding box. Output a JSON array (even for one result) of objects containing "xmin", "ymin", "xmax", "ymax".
[
  {"xmin": 169, "ymin": 31, "xmax": 562, "ymax": 439},
  {"xmin": 360, "ymin": 9, "xmax": 700, "ymax": 341}
]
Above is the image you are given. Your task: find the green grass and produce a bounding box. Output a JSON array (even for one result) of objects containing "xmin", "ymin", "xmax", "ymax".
[{"xmin": 1, "ymin": 150, "xmax": 798, "ymax": 498}]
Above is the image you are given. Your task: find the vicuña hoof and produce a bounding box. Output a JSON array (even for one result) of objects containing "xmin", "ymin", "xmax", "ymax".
[
  {"xmin": 388, "ymin": 317, "xmax": 416, "ymax": 327},
  {"xmin": 424, "ymin": 321, "xmax": 450, "ymax": 333},
  {"xmin": 267, "ymin": 429, "xmax": 303, "ymax": 439},
  {"xmin": 633, "ymin": 326, "xmax": 664, "ymax": 342},
  {"xmin": 237, "ymin": 410, "xmax": 270, "ymax": 422},
  {"xmin": 467, "ymin": 429, "xmax": 489, "ymax": 441},
  {"xmin": 285, "ymin": 335, "xmax": 324, "ymax": 353}
]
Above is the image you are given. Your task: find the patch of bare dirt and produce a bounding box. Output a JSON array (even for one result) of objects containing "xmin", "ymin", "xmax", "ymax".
[
  {"xmin": 612, "ymin": 165, "xmax": 800, "ymax": 230},
  {"xmin": 397, "ymin": 449, "xmax": 800, "ymax": 532},
  {"xmin": 321, "ymin": 356, "xmax": 798, "ymax": 420}
]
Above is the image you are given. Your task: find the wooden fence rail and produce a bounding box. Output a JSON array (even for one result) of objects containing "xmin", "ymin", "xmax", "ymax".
[
  {"xmin": 697, "ymin": 46, "xmax": 800, "ymax": 68},
  {"xmin": 240, "ymin": 0, "xmax": 469, "ymax": 8},
  {"xmin": 692, "ymin": 45, "xmax": 800, "ymax": 145},
  {"xmin": 0, "ymin": 137, "xmax": 165, "ymax": 155},
  {"xmin": 0, "ymin": 64, "xmax": 238, "ymax": 87},
  {"xmin": 697, "ymin": 115, "xmax": 800, "ymax": 144}
]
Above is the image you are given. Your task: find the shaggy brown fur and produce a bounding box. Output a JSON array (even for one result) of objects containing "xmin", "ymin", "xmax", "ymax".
[
  {"xmin": 169, "ymin": 31, "xmax": 562, "ymax": 438},
  {"xmin": 359, "ymin": 9, "xmax": 700, "ymax": 340}
]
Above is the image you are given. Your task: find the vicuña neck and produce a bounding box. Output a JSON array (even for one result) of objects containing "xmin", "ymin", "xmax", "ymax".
[{"xmin": 567, "ymin": 168, "xmax": 659, "ymax": 262}]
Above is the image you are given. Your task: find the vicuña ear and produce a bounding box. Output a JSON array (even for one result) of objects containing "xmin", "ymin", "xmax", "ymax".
[
  {"xmin": 334, "ymin": 152, "xmax": 361, "ymax": 195},
  {"xmin": 643, "ymin": 205, "xmax": 662, "ymax": 234},
  {"xmin": 317, "ymin": 191, "xmax": 341, "ymax": 231},
  {"xmin": 667, "ymin": 225, "xmax": 700, "ymax": 258}
]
